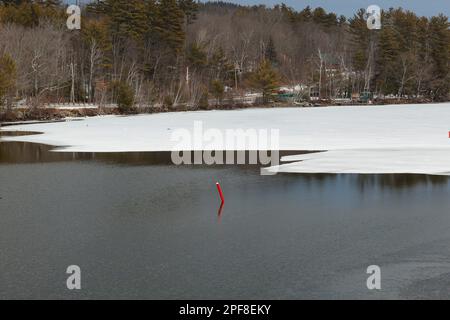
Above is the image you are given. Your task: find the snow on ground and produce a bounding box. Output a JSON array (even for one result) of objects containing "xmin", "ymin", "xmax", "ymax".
[{"xmin": 1, "ymin": 103, "xmax": 450, "ymax": 175}]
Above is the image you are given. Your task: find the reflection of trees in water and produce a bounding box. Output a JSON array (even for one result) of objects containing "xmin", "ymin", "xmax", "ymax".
[
  {"xmin": 0, "ymin": 131, "xmax": 42, "ymax": 137},
  {"xmin": 356, "ymin": 174, "xmax": 449, "ymax": 191},
  {"xmin": 0, "ymin": 142, "xmax": 76, "ymax": 163},
  {"xmin": 0, "ymin": 142, "xmax": 173, "ymax": 164},
  {"xmin": 276, "ymin": 173, "xmax": 450, "ymax": 191},
  {"xmin": 1, "ymin": 142, "xmax": 449, "ymax": 191},
  {"xmin": 0, "ymin": 144, "xmax": 312, "ymax": 166}
]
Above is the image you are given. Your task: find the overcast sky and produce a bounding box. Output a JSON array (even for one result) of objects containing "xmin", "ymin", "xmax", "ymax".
[{"xmin": 228, "ymin": 0, "xmax": 450, "ymax": 17}]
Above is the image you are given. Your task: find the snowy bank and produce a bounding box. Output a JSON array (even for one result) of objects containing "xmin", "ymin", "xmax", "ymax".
[{"xmin": 1, "ymin": 104, "xmax": 450, "ymax": 175}]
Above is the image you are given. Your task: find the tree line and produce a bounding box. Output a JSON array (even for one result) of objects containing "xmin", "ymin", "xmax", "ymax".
[{"xmin": 0, "ymin": 0, "xmax": 449, "ymax": 113}]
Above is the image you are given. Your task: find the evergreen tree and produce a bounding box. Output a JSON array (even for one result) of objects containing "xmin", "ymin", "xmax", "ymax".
[
  {"xmin": 187, "ymin": 43, "xmax": 207, "ymax": 69},
  {"xmin": 265, "ymin": 37, "xmax": 278, "ymax": 66},
  {"xmin": 209, "ymin": 47, "xmax": 233, "ymax": 80},
  {"xmin": 312, "ymin": 7, "xmax": 337, "ymax": 27},
  {"xmin": 428, "ymin": 14, "xmax": 450, "ymax": 100},
  {"xmin": 349, "ymin": 9, "xmax": 371, "ymax": 72},
  {"xmin": 0, "ymin": 0, "xmax": 64, "ymax": 27},
  {"xmin": 298, "ymin": 6, "xmax": 312, "ymax": 22},
  {"xmin": 113, "ymin": 80, "xmax": 134, "ymax": 113},
  {"xmin": 377, "ymin": 24, "xmax": 401, "ymax": 93},
  {"xmin": 211, "ymin": 79, "xmax": 224, "ymax": 106},
  {"xmin": 312, "ymin": 7, "xmax": 327, "ymax": 25},
  {"xmin": 178, "ymin": 0, "xmax": 198, "ymax": 24},
  {"xmin": 338, "ymin": 15, "xmax": 347, "ymax": 26},
  {"xmin": 82, "ymin": 19, "xmax": 112, "ymax": 66},
  {"xmin": 106, "ymin": 0, "xmax": 147, "ymax": 41},
  {"xmin": 248, "ymin": 59, "xmax": 280, "ymax": 103},
  {"xmin": 155, "ymin": 0, "xmax": 185, "ymax": 55},
  {"xmin": 0, "ymin": 0, "xmax": 28, "ymax": 5},
  {"xmin": 279, "ymin": 3, "xmax": 297, "ymax": 24},
  {"xmin": 0, "ymin": 54, "xmax": 17, "ymax": 109}
]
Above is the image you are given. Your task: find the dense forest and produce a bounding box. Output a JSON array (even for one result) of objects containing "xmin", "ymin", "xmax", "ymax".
[{"xmin": 0, "ymin": 0, "xmax": 449, "ymax": 115}]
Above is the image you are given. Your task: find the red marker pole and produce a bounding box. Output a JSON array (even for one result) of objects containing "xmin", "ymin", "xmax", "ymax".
[{"xmin": 216, "ymin": 182, "xmax": 225, "ymax": 204}]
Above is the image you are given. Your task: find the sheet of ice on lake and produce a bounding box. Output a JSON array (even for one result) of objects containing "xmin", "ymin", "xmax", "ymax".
[
  {"xmin": 2, "ymin": 103, "xmax": 450, "ymax": 175},
  {"xmin": 265, "ymin": 149, "xmax": 450, "ymax": 175}
]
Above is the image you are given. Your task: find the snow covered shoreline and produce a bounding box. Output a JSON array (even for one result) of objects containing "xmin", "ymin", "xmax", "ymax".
[{"xmin": 1, "ymin": 104, "xmax": 450, "ymax": 175}]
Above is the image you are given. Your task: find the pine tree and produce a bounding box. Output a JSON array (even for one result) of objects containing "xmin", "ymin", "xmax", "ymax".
[
  {"xmin": 377, "ymin": 24, "xmax": 401, "ymax": 93},
  {"xmin": 211, "ymin": 79, "xmax": 224, "ymax": 106},
  {"xmin": 338, "ymin": 15, "xmax": 347, "ymax": 26},
  {"xmin": 0, "ymin": 0, "xmax": 28, "ymax": 5},
  {"xmin": 155, "ymin": 0, "xmax": 185, "ymax": 55},
  {"xmin": 82, "ymin": 19, "xmax": 112, "ymax": 66},
  {"xmin": 349, "ymin": 9, "xmax": 371, "ymax": 72},
  {"xmin": 428, "ymin": 14, "xmax": 450, "ymax": 100},
  {"xmin": 0, "ymin": 54, "xmax": 17, "ymax": 109},
  {"xmin": 0, "ymin": 0, "xmax": 64, "ymax": 27},
  {"xmin": 90, "ymin": 0, "xmax": 147, "ymax": 41},
  {"xmin": 209, "ymin": 47, "xmax": 233, "ymax": 80},
  {"xmin": 187, "ymin": 43, "xmax": 207, "ymax": 69},
  {"xmin": 248, "ymin": 59, "xmax": 280, "ymax": 103},
  {"xmin": 298, "ymin": 6, "xmax": 312, "ymax": 22},
  {"xmin": 113, "ymin": 80, "xmax": 135, "ymax": 113},
  {"xmin": 265, "ymin": 37, "xmax": 278, "ymax": 66},
  {"xmin": 178, "ymin": 0, "xmax": 198, "ymax": 25},
  {"xmin": 312, "ymin": 7, "xmax": 327, "ymax": 25},
  {"xmin": 311, "ymin": 7, "xmax": 337, "ymax": 27},
  {"xmin": 109, "ymin": 0, "xmax": 147, "ymax": 41},
  {"xmin": 279, "ymin": 3, "xmax": 297, "ymax": 24}
]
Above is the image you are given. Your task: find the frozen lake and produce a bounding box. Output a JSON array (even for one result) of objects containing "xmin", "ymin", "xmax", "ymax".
[{"xmin": 2, "ymin": 104, "xmax": 450, "ymax": 175}]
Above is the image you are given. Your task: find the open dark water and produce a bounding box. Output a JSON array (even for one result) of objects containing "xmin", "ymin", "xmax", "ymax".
[{"xmin": 1, "ymin": 140, "xmax": 450, "ymax": 299}]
